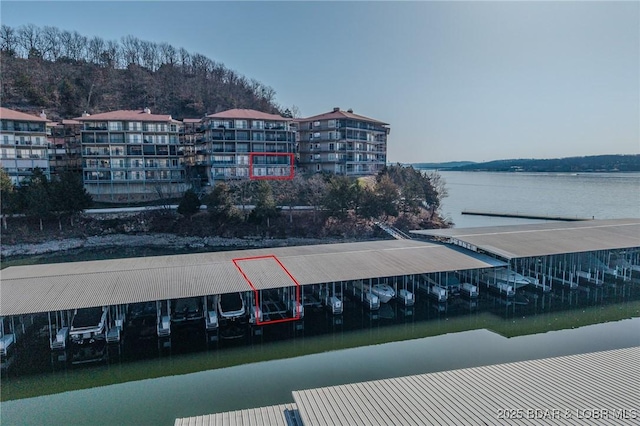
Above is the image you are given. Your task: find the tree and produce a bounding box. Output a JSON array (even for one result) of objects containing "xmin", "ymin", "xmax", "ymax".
[
  {"xmin": 324, "ymin": 175, "xmax": 355, "ymax": 219},
  {"xmin": 206, "ymin": 182, "xmax": 236, "ymax": 228},
  {"xmin": 248, "ymin": 181, "xmax": 280, "ymax": 228},
  {"xmin": 22, "ymin": 168, "xmax": 52, "ymax": 231},
  {"xmin": 177, "ymin": 189, "xmax": 201, "ymax": 219},
  {"xmin": 0, "ymin": 167, "xmax": 16, "ymax": 229},
  {"xmin": 50, "ymin": 170, "xmax": 93, "ymax": 229}
]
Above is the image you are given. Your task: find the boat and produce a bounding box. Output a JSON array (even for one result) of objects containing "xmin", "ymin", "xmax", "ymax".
[
  {"xmin": 126, "ymin": 301, "xmax": 157, "ymax": 338},
  {"xmin": 353, "ymin": 280, "xmax": 395, "ymax": 303},
  {"xmin": 483, "ymin": 268, "xmax": 536, "ymax": 288},
  {"xmin": 217, "ymin": 293, "xmax": 246, "ymax": 323},
  {"xmin": 172, "ymin": 297, "xmax": 204, "ymax": 325},
  {"xmin": 69, "ymin": 306, "xmax": 108, "ymax": 345}
]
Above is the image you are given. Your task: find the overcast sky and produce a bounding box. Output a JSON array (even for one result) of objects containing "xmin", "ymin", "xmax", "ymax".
[{"xmin": 2, "ymin": 1, "xmax": 638, "ymax": 163}]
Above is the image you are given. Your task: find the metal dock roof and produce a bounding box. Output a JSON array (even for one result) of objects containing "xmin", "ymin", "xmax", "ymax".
[
  {"xmin": 174, "ymin": 403, "xmax": 300, "ymax": 426},
  {"xmin": 291, "ymin": 346, "xmax": 640, "ymax": 426},
  {"xmin": 411, "ymin": 218, "xmax": 640, "ymax": 260},
  {"xmin": 1, "ymin": 240, "xmax": 500, "ymax": 316}
]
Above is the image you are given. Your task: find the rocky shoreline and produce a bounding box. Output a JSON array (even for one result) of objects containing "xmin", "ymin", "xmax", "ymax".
[{"xmin": 0, "ymin": 233, "xmax": 373, "ymax": 259}]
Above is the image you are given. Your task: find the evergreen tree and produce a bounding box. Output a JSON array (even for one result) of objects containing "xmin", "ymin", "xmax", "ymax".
[{"xmin": 177, "ymin": 189, "xmax": 201, "ymax": 218}]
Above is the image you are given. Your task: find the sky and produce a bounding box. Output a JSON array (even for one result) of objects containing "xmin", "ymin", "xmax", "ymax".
[{"xmin": 1, "ymin": 1, "xmax": 638, "ymax": 164}]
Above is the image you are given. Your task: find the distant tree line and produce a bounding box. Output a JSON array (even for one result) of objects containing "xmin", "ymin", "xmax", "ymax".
[
  {"xmin": 452, "ymin": 155, "xmax": 640, "ymax": 173},
  {"xmin": 0, "ymin": 167, "xmax": 93, "ymax": 230},
  {"xmin": 0, "ymin": 24, "xmax": 286, "ymax": 119}
]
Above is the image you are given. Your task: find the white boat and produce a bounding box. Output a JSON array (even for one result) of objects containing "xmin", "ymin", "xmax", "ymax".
[
  {"xmin": 353, "ymin": 281, "xmax": 395, "ymax": 303},
  {"xmin": 218, "ymin": 293, "xmax": 246, "ymax": 322},
  {"xmin": 483, "ymin": 268, "xmax": 536, "ymax": 288},
  {"xmin": 69, "ymin": 306, "xmax": 108, "ymax": 345}
]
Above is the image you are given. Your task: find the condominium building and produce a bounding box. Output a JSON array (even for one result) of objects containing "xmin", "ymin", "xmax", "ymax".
[
  {"xmin": 200, "ymin": 109, "xmax": 295, "ymax": 181},
  {"xmin": 77, "ymin": 109, "xmax": 187, "ymax": 202},
  {"xmin": 296, "ymin": 107, "xmax": 389, "ymax": 176},
  {"xmin": 0, "ymin": 107, "xmax": 50, "ymax": 185},
  {"xmin": 47, "ymin": 119, "xmax": 82, "ymax": 175}
]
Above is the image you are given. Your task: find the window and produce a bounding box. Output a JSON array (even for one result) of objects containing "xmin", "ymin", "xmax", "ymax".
[{"xmin": 328, "ymin": 120, "xmax": 336, "ymax": 128}]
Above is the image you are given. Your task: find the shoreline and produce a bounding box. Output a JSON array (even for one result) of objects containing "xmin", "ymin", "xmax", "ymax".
[{"xmin": 0, "ymin": 233, "xmax": 379, "ymax": 260}]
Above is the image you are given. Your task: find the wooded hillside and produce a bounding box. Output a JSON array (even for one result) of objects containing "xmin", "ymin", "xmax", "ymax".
[{"xmin": 0, "ymin": 24, "xmax": 284, "ymax": 120}]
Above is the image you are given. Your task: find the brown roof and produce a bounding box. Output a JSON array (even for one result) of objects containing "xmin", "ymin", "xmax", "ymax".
[
  {"xmin": 206, "ymin": 109, "xmax": 286, "ymax": 121},
  {"xmin": 0, "ymin": 107, "xmax": 49, "ymax": 122},
  {"xmin": 299, "ymin": 108, "xmax": 388, "ymax": 125},
  {"xmin": 182, "ymin": 118, "xmax": 202, "ymax": 123},
  {"xmin": 62, "ymin": 119, "xmax": 82, "ymax": 125},
  {"xmin": 75, "ymin": 110, "xmax": 173, "ymax": 122}
]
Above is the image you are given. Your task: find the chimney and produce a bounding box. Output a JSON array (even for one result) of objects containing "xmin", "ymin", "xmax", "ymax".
[
  {"xmin": 144, "ymin": 107, "xmax": 151, "ymax": 114},
  {"xmin": 82, "ymin": 111, "xmax": 90, "ymax": 117},
  {"xmin": 39, "ymin": 110, "xmax": 47, "ymax": 120},
  {"xmin": 347, "ymin": 108, "xmax": 353, "ymax": 113},
  {"xmin": 333, "ymin": 107, "xmax": 340, "ymax": 112}
]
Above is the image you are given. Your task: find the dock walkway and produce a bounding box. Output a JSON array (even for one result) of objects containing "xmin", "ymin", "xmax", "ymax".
[{"xmin": 175, "ymin": 346, "xmax": 640, "ymax": 425}]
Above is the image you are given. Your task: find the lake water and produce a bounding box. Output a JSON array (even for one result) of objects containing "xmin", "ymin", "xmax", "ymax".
[
  {"xmin": 1, "ymin": 172, "xmax": 639, "ymax": 425},
  {"xmin": 437, "ymin": 171, "xmax": 640, "ymax": 227}
]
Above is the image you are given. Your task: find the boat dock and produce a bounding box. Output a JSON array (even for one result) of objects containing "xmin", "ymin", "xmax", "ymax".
[
  {"xmin": 1, "ymin": 219, "xmax": 638, "ymax": 366},
  {"xmin": 175, "ymin": 346, "xmax": 640, "ymax": 425},
  {"xmin": 461, "ymin": 210, "xmax": 592, "ymax": 221}
]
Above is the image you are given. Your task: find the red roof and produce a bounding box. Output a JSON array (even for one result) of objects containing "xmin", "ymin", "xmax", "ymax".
[
  {"xmin": 0, "ymin": 107, "xmax": 49, "ymax": 122},
  {"xmin": 206, "ymin": 109, "xmax": 286, "ymax": 121},
  {"xmin": 75, "ymin": 110, "xmax": 173, "ymax": 122},
  {"xmin": 299, "ymin": 108, "xmax": 388, "ymax": 125}
]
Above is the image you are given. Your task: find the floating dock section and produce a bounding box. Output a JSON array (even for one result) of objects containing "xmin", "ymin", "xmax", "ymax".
[{"xmin": 175, "ymin": 346, "xmax": 640, "ymax": 425}]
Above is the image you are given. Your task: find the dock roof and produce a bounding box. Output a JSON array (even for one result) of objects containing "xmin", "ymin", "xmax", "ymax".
[
  {"xmin": 411, "ymin": 218, "xmax": 640, "ymax": 260},
  {"xmin": 176, "ymin": 347, "xmax": 639, "ymax": 426},
  {"xmin": 1, "ymin": 240, "xmax": 500, "ymax": 316},
  {"xmin": 174, "ymin": 403, "xmax": 300, "ymax": 426}
]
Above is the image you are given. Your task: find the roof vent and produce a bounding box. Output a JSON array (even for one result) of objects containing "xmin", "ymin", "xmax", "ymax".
[
  {"xmin": 82, "ymin": 111, "xmax": 90, "ymax": 117},
  {"xmin": 144, "ymin": 107, "xmax": 151, "ymax": 114},
  {"xmin": 39, "ymin": 110, "xmax": 47, "ymax": 119},
  {"xmin": 333, "ymin": 107, "xmax": 340, "ymax": 112},
  {"xmin": 347, "ymin": 109, "xmax": 353, "ymax": 113}
]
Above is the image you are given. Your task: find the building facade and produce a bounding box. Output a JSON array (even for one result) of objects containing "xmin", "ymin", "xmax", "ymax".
[
  {"xmin": 296, "ymin": 107, "xmax": 389, "ymax": 176},
  {"xmin": 200, "ymin": 109, "xmax": 295, "ymax": 181},
  {"xmin": 0, "ymin": 107, "xmax": 50, "ymax": 185},
  {"xmin": 77, "ymin": 109, "xmax": 187, "ymax": 202},
  {"xmin": 47, "ymin": 119, "xmax": 83, "ymax": 176}
]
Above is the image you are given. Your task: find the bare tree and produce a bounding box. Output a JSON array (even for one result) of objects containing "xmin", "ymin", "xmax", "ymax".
[
  {"xmin": 159, "ymin": 42, "xmax": 176, "ymax": 65},
  {"xmin": 57, "ymin": 30, "xmax": 71, "ymax": 58},
  {"xmin": 41, "ymin": 26, "xmax": 62, "ymax": 60},
  {"xmin": 87, "ymin": 35, "xmax": 106, "ymax": 64},
  {"xmin": 17, "ymin": 23, "xmax": 43, "ymax": 58},
  {"xmin": 0, "ymin": 25, "xmax": 18, "ymax": 55},
  {"xmin": 140, "ymin": 40, "xmax": 159, "ymax": 71},
  {"xmin": 121, "ymin": 35, "xmax": 141, "ymax": 65}
]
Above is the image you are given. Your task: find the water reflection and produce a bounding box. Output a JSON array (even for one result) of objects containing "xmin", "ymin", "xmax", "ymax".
[{"xmin": 3, "ymin": 279, "xmax": 639, "ymax": 404}]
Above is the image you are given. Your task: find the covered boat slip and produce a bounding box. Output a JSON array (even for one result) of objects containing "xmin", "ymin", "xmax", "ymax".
[
  {"xmin": 175, "ymin": 347, "xmax": 640, "ymax": 425},
  {"xmin": 410, "ymin": 218, "xmax": 640, "ymax": 260},
  {"xmin": 0, "ymin": 240, "xmax": 501, "ymax": 317}
]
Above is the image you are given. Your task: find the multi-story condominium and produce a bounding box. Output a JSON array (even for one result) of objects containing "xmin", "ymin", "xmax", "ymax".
[
  {"xmin": 77, "ymin": 109, "xmax": 187, "ymax": 202},
  {"xmin": 296, "ymin": 107, "xmax": 389, "ymax": 176},
  {"xmin": 47, "ymin": 119, "xmax": 82, "ymax": 175},
  {"xmin": 200, "ymin": 109, "xmax": 295, "ymax": 181},
  {"xmin": 0, "ymin": 107, "xmax": 50, "ymax": 185}
]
